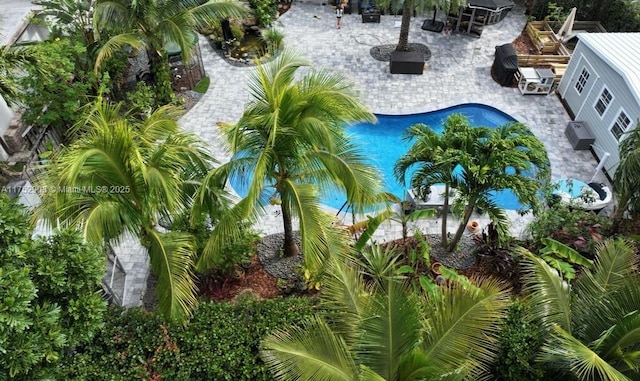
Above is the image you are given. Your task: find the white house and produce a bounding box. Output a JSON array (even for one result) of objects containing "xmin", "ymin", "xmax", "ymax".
[{"xmin": 557, "ymin": 33, "xmax": 640, "ymax": 177}]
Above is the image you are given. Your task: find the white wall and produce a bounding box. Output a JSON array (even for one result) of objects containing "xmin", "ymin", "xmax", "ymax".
[{"xmin": 0, "ymin": 94, "xmax": 13, "ymax": 161}]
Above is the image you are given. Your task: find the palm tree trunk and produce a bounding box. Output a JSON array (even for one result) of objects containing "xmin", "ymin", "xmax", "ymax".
[
  {"xmin": 441, "ymin": 184, "xmax": 450, "ymax": 247},
  {"xmin": 447, "ymin": 203, "xmax": 474, "ymax": 252},
  {"xmin": 281, "ymin": 202, "xmax": 300, "ymax": 257},
  {"xmin": 395, "ymin": 0, "xmax": 413, "ymax": 52},
  {"xmin": 610, "ymin": 192, "xmax": 630, "ymax": 233}
]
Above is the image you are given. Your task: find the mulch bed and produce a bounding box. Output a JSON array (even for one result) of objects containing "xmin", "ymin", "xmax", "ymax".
[{"xmin": 198, "ymin": 256, "xmax": 282, "ymax": 302}]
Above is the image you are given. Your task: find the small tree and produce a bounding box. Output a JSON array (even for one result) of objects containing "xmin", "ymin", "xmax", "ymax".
[
  {"xmin": 610, "ymin": 121, "xmax": 640, "ymax": 232},
  {"xmin": 396, "ymin": 114, "xmax": 550, "ymax": 252}
]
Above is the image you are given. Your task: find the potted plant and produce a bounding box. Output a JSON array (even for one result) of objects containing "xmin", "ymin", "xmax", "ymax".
[{"xmin": 431, "ymin": 261, "xmax": 442, "ymax": 275}]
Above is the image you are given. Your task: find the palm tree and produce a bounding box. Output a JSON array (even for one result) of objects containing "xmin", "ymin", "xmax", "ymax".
[
  {"xmin": 394, "ymin": 121, "xmax": 458, "ymax": 248},
  {"xmin": 93, "ymin": 0, "xmax": 246, "ymax": 104},
  {"xmin": 0, "ymin": 44, "xmax": 40, "ymax": 106},
  {"xmin": 610, "ymin": 123, "xmax": 640, "ymax": 231},
  {"xmin": 34, "ymin": 98, "xmax": 230, "ymax": 321},
  {"xmin": 374, "ymin": 0, "xmax": 463, "ymax": 52},
  {"xmin": 196, "ymin": 50, "xmax": 386, "ymax": 283},
  {"xmin": 34, "ymin": 0, "xmax": 96, "ymax": 46},
  {"xmin": 519, "ymin": 239, "xmax": 640, "ymax": 380},
  {"xmin": 396, "ymin": 114, "xmax": 550, "ymax": 252},
  {"xmin": 261, "ymin": 249, "xmax": 511, "ymax": 380}
]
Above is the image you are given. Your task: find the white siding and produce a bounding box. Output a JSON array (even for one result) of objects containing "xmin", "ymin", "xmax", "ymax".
[{"xmin": 558, "ymin": 33, "xmax": 640, "ymax": 176}]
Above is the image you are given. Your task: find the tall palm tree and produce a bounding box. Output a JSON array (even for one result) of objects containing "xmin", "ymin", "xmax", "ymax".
[
  {"xmin": 34, "ymin": 98, "xmax": 230, "ymax": 321},
  {"xmin": 394, "ymin": 121, "xmax": 458, "ymax": 248},
  {"xmin": 0, "ymin": 44, "xmax": 41, "ymax": 106},
  {"xmin": 396, "ymin": 114, "xmax": 550, "ymax": 252},
  {"xmin": 261, "ymin": 248, "xmax": 511, "ymax": 380},
  {"xmin": 93, "ymin": 0, "xmax": 246, "ymax": 103},
  {"xmin": 610, "ymin": 123, "xmax": 640, "ymax": 231},
  {"xmin": 519, "ymin": 239, "xmax": 640, "ymax": 380},
  {"xmin": 374, "ymin": 0, "xmax": 463, "ymax": 52},
  {"xmin": 196, "ymin": 50, "xmax": 386, "ymax": 282}
]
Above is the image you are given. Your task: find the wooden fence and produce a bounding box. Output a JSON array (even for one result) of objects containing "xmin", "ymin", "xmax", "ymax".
[{"xmin": 517, "ymin": 54, "xmax": 570, "ymax": 67}]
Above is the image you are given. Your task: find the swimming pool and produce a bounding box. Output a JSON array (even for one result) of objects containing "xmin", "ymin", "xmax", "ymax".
[
  {"xmin": 320, "ymin": 103, "xmax": 526, "ymax": 210},
  {"xmin": 231, "ymin": 103, "xmax": 528, "ymax": 211}
]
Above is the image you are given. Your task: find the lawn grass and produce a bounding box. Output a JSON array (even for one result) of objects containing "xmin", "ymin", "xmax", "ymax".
[{"xmin": 193, "ymin": 77, "xmax": 210, "ymax": 94}]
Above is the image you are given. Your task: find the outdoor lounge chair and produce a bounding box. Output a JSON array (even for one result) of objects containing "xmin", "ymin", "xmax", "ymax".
[{"xmin": 556, "ymin": 181, "xmax": 612, "ymax": 213}]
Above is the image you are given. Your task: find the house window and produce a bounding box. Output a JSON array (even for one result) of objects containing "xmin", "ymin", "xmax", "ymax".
[
  {"xmin": 575, "ymin": 68, "xmax": 589, "ymax": 94},
  {"xmin": 594, "ymin": 88, "xmax": 613, "ymax": 116},
  {"xmin": 611, "ymin": 111, "xmax": 631, "ymax": 141}
]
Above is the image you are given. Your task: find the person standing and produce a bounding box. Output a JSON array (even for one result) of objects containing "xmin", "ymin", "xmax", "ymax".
[{"xmin": 336, "ymin": 2, "xmax": 344, "ymax": 29}]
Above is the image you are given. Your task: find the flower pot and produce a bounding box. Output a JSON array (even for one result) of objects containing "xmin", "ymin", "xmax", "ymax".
[
  {"xmin": 431, "ymin": 262, "xmax": 442, "ymax": 275},
  {"xmin": 467, "ymin": 220, "xmax": 480, "ymax": 233}
]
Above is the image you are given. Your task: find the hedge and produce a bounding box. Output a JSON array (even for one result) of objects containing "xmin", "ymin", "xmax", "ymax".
[{"xmin": 59, "ymin": 296, "xmax": 318, "ymax": 380}]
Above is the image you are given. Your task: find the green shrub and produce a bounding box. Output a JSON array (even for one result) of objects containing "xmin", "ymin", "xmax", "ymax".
[
  {"xmin": 126, "ymin": 82, "xmax": 157, "ymax": 118},
  {"xmin": 248, "ymin": 0, "xmax": 278, "ymax": 27},
  {"xmin": 526, "ymin": 202, "xmax": 610, "ymax": 256},
  {"xmin": 0, "ymin": 195, "xmax": 107, "ymax": 379},
  {"xmin": 213, "ymin": 223, "xmax": 260, "ymax": 275},
  {"xmin": 491, "ymin": 299, "xmax": 546, "ymax": 381},
  {"xmin": 59, "ymin": 297, "xmax": 318, "ymax": 380}
]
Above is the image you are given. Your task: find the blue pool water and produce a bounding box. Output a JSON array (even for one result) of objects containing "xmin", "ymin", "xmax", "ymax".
[{"xmin": 231, "ymin": 103, "xmax": 529, "ymax": 211}]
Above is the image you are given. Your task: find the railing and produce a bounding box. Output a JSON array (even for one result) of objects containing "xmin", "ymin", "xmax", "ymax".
[{"xmin": 102, "ymin": 244, "xmax": 128, "ymax": 306}]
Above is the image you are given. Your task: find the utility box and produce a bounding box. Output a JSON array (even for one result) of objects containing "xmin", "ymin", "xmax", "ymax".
[{"xmin": 565, "ymin": 121, "xmax": 595, "ymax": 150}]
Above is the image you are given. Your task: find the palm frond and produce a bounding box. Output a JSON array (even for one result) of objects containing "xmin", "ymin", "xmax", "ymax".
[
  {"xmin": 422, "ymin": 277, "xmax": 511, "ymax": 379},
  {"xmin": 94, "ymin": 33, "xmax": 146, "ymax": 72},
  {"xmin": 145, "ymin": 229, "xmax": 198, "ymax": 321},
  {"xmin": 321, "ymin": 255, "xmax": 368, "ymax": 342},
  {"xmin": 261, "ymin": 316, "xmax": 359, "ymax": 381},
  {"xmin": 518, "ymin": 247, "xmax": 573, "ymax": 332},
  {"xmin": 589, "ymin": 239, "xmax": 637, "ymax": 291},
  {"xmin": 356, "ymin": 278, "xmax": 423, "ymax": 380},
  {"xmin": 541, "ymin": 324, "xmax": 632, "ymax": 381}
]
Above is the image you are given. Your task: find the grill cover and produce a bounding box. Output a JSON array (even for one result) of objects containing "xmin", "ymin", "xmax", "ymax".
[{"xmin": 492, "ymin": 43, "xmax": 518, "ymax": 86}]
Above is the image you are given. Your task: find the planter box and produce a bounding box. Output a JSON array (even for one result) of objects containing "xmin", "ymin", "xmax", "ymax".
[
  {"xmin": 389, "ymin": 51, "xmax": 424, "ymax": 75},
  {"xmin": 362, "ymin": 11, "xmax": 380, "ymax": 23}
]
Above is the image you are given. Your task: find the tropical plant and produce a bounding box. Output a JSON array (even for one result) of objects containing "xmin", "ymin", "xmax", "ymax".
[
  {"xmin": 396, "ymin": 114, "xmax": 551, "ymax": 252},
  {"xmin": 261, "ymin": 27, "xmax": 285, "ymax": 55},
  {"xmin": 519, "ymin": 238, "xmax": 640, "ymax": 380},
  {"xmin": 261, "ymin": 251, "xmax": 512, "ymax": 380},
  {"xmin": 491, "ymin": 299, "xmax": 547, "ymax": 381},
  {"xmin": 198, "ymin": 50, "xmax": 386, "ymax": 283},
  {"xmin": 248, "ymin": 0, "xmax": 279, "ymax": 26},
  {"xmin": 373, "ymin": 0, "xmax": 464, "ymax": 52},
  {"xmin": 0, "ymin": 194, "xmax": 106, "ymax": 379},
  {"xmin": 611, "ymin": 122, "xmax": 640, "ymax": 231},
  {"xmin": 537, "ymin": 237, "xmax": 593, "ymax": 280},
  {"xmin": 34, "ymin": 0, "xmax": 96, "ymax": 45},
  {"xmin": 0, "ymin": 44, "xmax": 41, "ymax": 106},
  {"xmin": 93, "ymin": 0, "xmax": 247, "ymax": 104},
  {"xmin": 527, "ymin": 201, "xmax": 609, "ymax": 255},
  {"xmin": 33, "ymin": 98, "xmax": 230, "ymax": 321},
  {"xmin": 395, "ymin": 121, "xmax": 459, "ymax": 249},
  {"xmin": 19, "ymin": 38, "xmax": 97, "ymax": 133}
]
